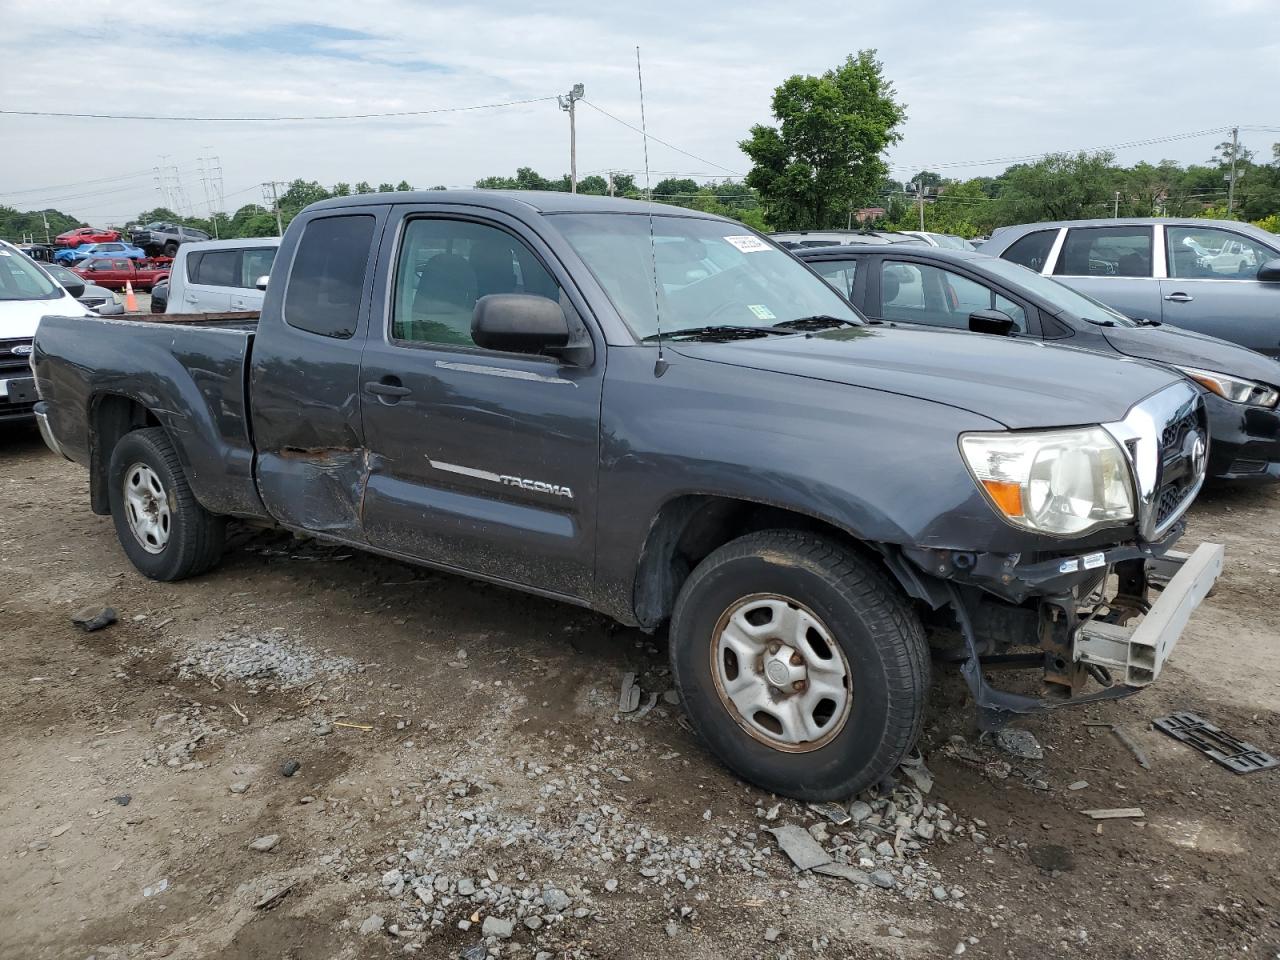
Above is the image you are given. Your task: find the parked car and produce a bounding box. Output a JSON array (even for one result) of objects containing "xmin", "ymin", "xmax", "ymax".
[
  {"xmin": 770, "ymin": 229, "xmax": 927, "ymax": 249},
  {"xmin": 166, "ymin": 237, "xmax": 280, "ymax": 313},
  {"xmin": 982, "ymin": 218, "xmax": 1280, "ymax": 357},
  {"xmin": 18, "ymin": 243, "xmax": 57, "ymax": 263},
  {"xmin": 0, "ymin": 238, "xmax": 90, "ymax": 424},
  {"xmin": 900, "ymin": 230, "xmax": 978, "ymax": 251},
  {"xmin": 55, "ymin": 240, "xmax": 148, "ymax": 264},
  {"xmin": 42, "ymin": 262, "xmax": 121, "ymax": 313},
  {"xmin": 796, "ymin": 244, "xmax": 1280, "ymax": 482},
  {"xmin": 32, "ymin": 191, "xmax": 1223, "ymax": 801},
  {"xmin": 55, "ymin": 226, "xmax": 120, "ymax": 248},
  {"xmin": 149, "ymin": 279, "xmax": 169, "ymax": 314},
  {"xmin": 130, "ymin": 222, "xmax": 211, "ymax": 258},
  {"xmin": 71, "ymin": 256, "xmax": 170, "ymax": 291}
]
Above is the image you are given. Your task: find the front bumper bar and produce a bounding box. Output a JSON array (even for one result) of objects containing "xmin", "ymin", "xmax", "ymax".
[{"xmin": 949, "ymin": 541, "xmax": 1224, "ymax": 729}]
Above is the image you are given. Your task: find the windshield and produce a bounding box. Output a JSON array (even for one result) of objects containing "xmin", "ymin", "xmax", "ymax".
[
  {"xmin": 551, "ymin": 213, "xmax": 864, "ymax": 339},
  {"xmin": 979, "ymin": 257, "xmax": 1138, "ymax": 326},
  {"xmin": 45, "ymin": 264, "xmax": 80, "ymax": 285},
  {"xmin": 0, "ymin": 246, "xmax": 61, "ymax": 301}
]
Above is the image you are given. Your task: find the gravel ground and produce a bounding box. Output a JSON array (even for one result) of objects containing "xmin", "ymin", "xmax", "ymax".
[{"xmin": 1, "ymin": 424, "xmax": 1278, "ymax": 960}]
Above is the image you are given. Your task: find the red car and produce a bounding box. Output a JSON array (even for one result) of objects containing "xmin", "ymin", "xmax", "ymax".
[
  {"xmin": 56, "ymin": 226, "xmax": 121, "ymax": 248},
  {"xmin": 71, "ymin": 256, "xmax": 170, "ymax": 291}
]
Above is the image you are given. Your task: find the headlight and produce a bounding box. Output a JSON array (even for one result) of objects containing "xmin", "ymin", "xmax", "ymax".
[
  {"xmin": 960, "ymin": 427, "xmax": 1134, "ymax": 536},
  {"xmin": 1175, "ymin": 365, "xmax": 1279, "ymax": 408}
]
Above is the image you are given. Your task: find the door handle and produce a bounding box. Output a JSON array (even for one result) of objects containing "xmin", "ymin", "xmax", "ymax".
[
  {"xmin": 364, "ymin": 379, "xmax": 412, "ymax": 400},
  {"xmin": 1164, "ymin": 292, "xmax": 1194, "ymax": 303}
]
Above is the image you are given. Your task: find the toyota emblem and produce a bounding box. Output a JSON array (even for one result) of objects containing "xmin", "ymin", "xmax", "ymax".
[{"xmin": 1185, "ymin": 430, "xmax": 1207, "ymax": 477}]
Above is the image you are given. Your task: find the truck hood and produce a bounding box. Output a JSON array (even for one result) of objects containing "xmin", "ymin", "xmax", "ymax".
[
  {"xmin": 0, "ymin": 295, "xmax": 89, "ymax": 340},
  {"xmin": 674, "ymin": 325, "xmax": 1180, "ymax": 429},
  {"xmin": 1101, "ymin": 323, "xmax": 1280, "ymax": 389}
]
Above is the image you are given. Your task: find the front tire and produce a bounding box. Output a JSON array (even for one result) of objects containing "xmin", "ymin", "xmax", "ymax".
[
  {"xmin": 669, "ymin": 530, "xmax": 929, "ymax": 801},
  {"xmin": 162, "ymin": 241, "xmax": 179, "ymax": 258},
  {"xmin": 107, "ymin": 427, "xmax": 225, "ymax": 581}
]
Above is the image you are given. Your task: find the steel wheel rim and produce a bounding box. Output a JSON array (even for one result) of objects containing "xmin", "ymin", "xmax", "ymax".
[
  {"xmin": 123, "ymin": 462, "xmax": 171, "ymax": 554},
  {"xmin": 709, "ymin": 593, "xmax": 853, "ymax": 753}
]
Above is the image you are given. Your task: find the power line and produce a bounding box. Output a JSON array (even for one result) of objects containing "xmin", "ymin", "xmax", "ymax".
[
  {"xmin": 0, "ymin": 96, "xmax": 559, "ymax": 123},
  {"xmin": 0, "ymin": 169, "xmax": 158, "ymax": 198},
  {"xmin": 579, "ymin": 99, "xmax": 742, "ymax": 176}
]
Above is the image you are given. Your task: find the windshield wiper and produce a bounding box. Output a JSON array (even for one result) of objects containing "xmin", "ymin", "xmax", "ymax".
[
  {"xmin": 772, "ymin": 314, "xmax": 861, "ymax": 332},
  {"xmin": 642, "ymin": 325, "xmax": 787, "ymax": 343}
]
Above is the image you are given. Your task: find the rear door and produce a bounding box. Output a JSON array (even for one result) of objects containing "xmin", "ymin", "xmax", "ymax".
[
  {"xmin": 1160, "ymin": 223, "xmax": 1280, "ymax": 356},
  {"xmin": 357, "ymin": 206, "xmax": 604, "ymax": 598},
  {"xmin": 1047, "ymin": 224, "xmax": 1162, "ymax": 321},
  {"xmin": 180, "ymin": 248, "xmax": 235, "ymax": 312}
]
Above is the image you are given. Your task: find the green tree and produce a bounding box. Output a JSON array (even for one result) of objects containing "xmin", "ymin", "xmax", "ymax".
[
  {"xmin": 278, "ymin": 180, "xmax": 331, "ymax": 218},
  {"xmin": 354, "ymin": 181, "xmax": 375, "ymax": 194},
  {"xmin": 395, "ymin": 180, "xmax": 414, "ymax": 191},
  {"xmin": 740, "ymin": 50, "xmax": 906, "ymax": 230},
  {"xmin": 331, "ymin": 182, "xmax": 352, "ymax": 197},
  {"xmin": 991, "ymin": 152, "xmax": 1118, "ymax": 223},
  {"xmin": 577, "ymin": 174, "xmax": 609, "ymax": 195},
  {"xmin": 651, "ymin": 177, "xmax": 699, "ymax": 201}
]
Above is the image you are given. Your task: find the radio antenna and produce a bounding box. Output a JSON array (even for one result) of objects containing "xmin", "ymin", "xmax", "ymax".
[{"xmin": 636, "ymin": 46, "xmax": 668, "ymax": 377}]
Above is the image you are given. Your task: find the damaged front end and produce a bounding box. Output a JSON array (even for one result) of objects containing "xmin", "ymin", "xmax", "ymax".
[{"xmin": 892, "ymin": 381, "xmax": 1226, "ymax": 729}]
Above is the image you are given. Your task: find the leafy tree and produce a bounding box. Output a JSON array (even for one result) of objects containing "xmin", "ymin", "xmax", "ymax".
[
  {"xmin": 377, "ymin": 183, "xmax": 395, "ymax": 193},
  {"xmin": 395, "ymin": 180, "xmax": 414, "ymax": 191},
  {"xmin": 331, "ymin": 182, "xmax": 352, "ymax": 197},
  {"xmin": 911, "ymin": 170, "xmax": 943, "ymax": 189},
  {"xmin": 354, "ymin": 181, "xmax": 375, "ymax": 194},
  {"xmin": 0, "ymin": 205, "xmax": 81, "ymax": 242},
  {"xmin": 740, "ymin": 50, "xmax": 906, "ymax": 230},
  {"xmin": 609, "ymin": 173, "xmax": 638, "ymax": 196},
  {"xmin": 652, "ymin": 177, "xmax": 699, "ymax": 201},
  {"xmin": 577, "ymin": 175, "xmax": 609, "ymax": 195},
  {"xmin": 991, "ymin": 152, "xmax": 1118, "ymax": 223},
  {"xmin": 278, "ymin": 180, "xmax": 331, "ymax": 217}
]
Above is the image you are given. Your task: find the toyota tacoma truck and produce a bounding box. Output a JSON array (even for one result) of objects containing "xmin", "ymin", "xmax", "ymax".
[{"xmin": 30, "ymin": 191, "xmax": 1224, "ymax": 800}]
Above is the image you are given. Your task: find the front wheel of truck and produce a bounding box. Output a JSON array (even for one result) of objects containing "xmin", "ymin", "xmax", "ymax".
[
  {"xmin": 107, "ymin": 427, "xmax": 225, "ymax": 581},
  {"xmin": 669, "ymin": 529, "xmax": 929, "ymax": 801}
]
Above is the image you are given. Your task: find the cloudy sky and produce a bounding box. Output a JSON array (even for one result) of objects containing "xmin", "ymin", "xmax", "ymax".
[{"xmin": 2, "ymin": 0, "xmax": 1277, "ymax": 225}]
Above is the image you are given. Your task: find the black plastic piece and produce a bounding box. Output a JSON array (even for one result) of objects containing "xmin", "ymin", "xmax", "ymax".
[{"xmin": 1152, "ymin": 712, "xmax": 1278, "ymax": 774}]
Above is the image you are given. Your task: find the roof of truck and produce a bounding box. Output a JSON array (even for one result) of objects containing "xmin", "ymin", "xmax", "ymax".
[{"xmin": 306, "ymin": 189, "xmax": 728, "ymax": 219}]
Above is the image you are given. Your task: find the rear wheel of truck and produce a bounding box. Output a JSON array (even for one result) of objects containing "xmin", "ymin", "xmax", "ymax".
[
  {"xmin": 669, "ymin": 529, "xmax": 929, "ymax": 801},
  {"xmin": 107, "ymin": 427, "xmax": 225, "ymax": 581},
  {"xmin": 162, "ymin": 241, "xmax": 178, "ymax": 258}
]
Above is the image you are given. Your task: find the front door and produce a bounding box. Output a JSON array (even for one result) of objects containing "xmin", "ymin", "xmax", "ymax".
[
  {"xmin": 358, "ymin": 210, "xmax": 604, "ymax": 600},
  {"xmin": 1160, "ymin": 224, "xmax": 1280, "ymax": 357}
]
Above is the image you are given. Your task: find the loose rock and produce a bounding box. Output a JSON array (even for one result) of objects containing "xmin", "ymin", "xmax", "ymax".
[
  {"xmin": 72, "ymin": 606, "xmax": 117, "ymax": 632},
  {"xmin": 248, "ymin": 834, "xmax": 279, "ymax": 852}
]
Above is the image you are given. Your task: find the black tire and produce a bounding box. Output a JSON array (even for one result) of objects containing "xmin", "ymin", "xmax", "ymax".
[
  {"xmin": 669, "ymin": 529, "xmax": 929, "ymax": 801},
  {"xmin": 107, "ymin": 427, "xmax": 225, "ymax": 581},
  {"xmin": 162, "ymin": 241, "xmax": 179, "ymax": 258}
]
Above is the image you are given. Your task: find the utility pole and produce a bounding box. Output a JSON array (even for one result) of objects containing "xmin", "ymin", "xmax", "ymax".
[
  {"xmin": 41, "ymin": 212, "xmax": 50, "ymax": 244},
  {"xmin": 607, "ymin": 172, "xmax": 615, "ymax": 197},
  {"xmin": 1113, "ymin": 191, "xmax": 1121, "ymax": 218},
  {"xmin": 1227, "ymin": 125, "xmax": 1240, "ymax": 217},
  {"xmin": 559, "ymin": 83, "xmax": 584, "ymax": 193},
  {"xmin": 914, "ymin": 181, "xmax": 926, "ymax": 230},
  {"xmin": 262, "ymin": 182, "xmax": 286, "ymax": 237}
]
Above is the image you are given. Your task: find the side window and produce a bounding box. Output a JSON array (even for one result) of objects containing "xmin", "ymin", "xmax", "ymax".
[
  {"xmin": 284, "ymin": 215, "xmax": 376, "ymax": 339},
  {"xmin": 195, "ymin": 250, "xmax": 238, "ymax": 287},
  {"xmin": 808, "ymin": 259, "xmax": 858, "ymax": 300},
  {"xmin": 999, "ymin": 230, "xmax": 1057, "ymax": 272},
  {"xmin": 391, "ymin": 218, "xmax": 562, "ymax": 348},
  {"xmin": 240, "ymin": 247, "xmax": 277, "ymax": 288},
  {"xmin": 880, "ymin": 261, "xmax": 1025, "ymax": 331},
  {"xmin": 1054, "ymin": 226, "xmax": 1152, "ymax": 278},
  {"xmin": 113, "ymin": 260, "xmax": 130, "ymax": 270},
  {"xmin": 1167, "ymin": 226, "xmax": 1276, "ymax": 280}
]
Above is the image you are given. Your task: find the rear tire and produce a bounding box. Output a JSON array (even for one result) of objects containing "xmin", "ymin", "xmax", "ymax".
[
  {"xmin": 162, "ymin": 241, "xmax": 179, "ymax": 258},
  {"xmin": 107, "ymin": 427, "xmax": 225, "ymax": 581},
  {"xmin": 668, "ymin": 529, "xmax": 929, "ymax": 801}
]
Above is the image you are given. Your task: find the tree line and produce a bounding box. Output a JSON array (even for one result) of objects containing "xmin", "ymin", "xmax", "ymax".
[{"xmin": 5, "ymin": 50, "xmax": 1279, "ymax": 243}]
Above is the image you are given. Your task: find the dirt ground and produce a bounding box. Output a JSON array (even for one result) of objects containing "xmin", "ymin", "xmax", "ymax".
[{"xmin": 1, "ymin": 423, "xmax": 1277, "ymax": 960}]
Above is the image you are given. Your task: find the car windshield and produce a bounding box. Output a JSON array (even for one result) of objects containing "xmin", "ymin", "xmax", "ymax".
[
  {"xmin": 45, "ymin": 264, "xmax": 80, "ymax": 285},
  {"xmin": 0, "ymin": 246, "xmax": 61, "ymax": 301},
  {"xmin": 979, "ymin": 257, "xmax": 1139, "ymax": 327},
  {"xmin": 551, "ymin": 213, "xmax": 865, "ymax": 339}
]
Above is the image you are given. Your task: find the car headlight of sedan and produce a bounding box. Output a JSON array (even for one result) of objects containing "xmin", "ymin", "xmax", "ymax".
[
  {"xmin": 1175, "ymin": 365, "xmax": 1279, "ymax": 408},
  {"xmin": 960, "ymin": 427, "xmax": 1134, "ymax": 536}
]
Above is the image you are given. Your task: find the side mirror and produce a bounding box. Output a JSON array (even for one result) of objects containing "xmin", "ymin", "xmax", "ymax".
[
  {"xmin": 83, "ymin": 263, "xmax": 97, "ymax": 272},
  {"xmin": 1257, "ymin": 258, "xmax": 1280, "ymax": 282},
  {"xmin": 969, "ymin": 309, "xmax": 1017, "ymax": 336},
  {"xmin": 255, "ymin": 275, "xmax": 270, "ymax": 291},
  {"xmin": 62, "ymin": 279, "xmax": 86, "ymax": 298},
  {"xmin": 473, "ymin": 294, "xmax": 570, "ymax": 355}
]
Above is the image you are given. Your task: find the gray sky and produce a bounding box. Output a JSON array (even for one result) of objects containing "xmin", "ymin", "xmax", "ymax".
[{"xmin": 2, "ymin": 0, "xmax": 1277, "ymax": 225}]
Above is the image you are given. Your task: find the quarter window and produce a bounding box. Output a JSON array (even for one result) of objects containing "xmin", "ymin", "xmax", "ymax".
[
  {"xmin": 194, "ymin": 250, "xmax": 238, "ymax": 287},
  {"xmin": 1167, "ymin": 226, "xmax": 1276, "ymax": 280},
  {"xmin": 240, "ymin": 248, "xmax": 277, "ymax": 287},
  {"xmin": 809, "ymin": 259, "xmax": 858, "ymax": 300},
  {"xmin": 284, "ymin": 215, "xmax": 376, "ymax": 339},
  {"xmin": 391, "ymin": 218, "xmax": 562, "ymax": 347},
  {"xmin": 1054, "ymin": 226, "xmax": 1152, "ymax": 278},
  {"xmin": 1000, "ymin": 230, "xmax": 1057, "ymax": 272},
  {"xmin": 880, "ymin": 261, "xmax": 1026, "ymax": 332}
]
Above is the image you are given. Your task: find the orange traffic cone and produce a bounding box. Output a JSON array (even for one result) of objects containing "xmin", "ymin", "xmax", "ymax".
[{"xmin": 124, "ymin": 281, "xmax": 138, "ymax": 312}]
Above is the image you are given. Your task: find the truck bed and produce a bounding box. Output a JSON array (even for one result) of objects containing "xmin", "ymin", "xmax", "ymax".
[{"xmin": 33, "ymin": 311, "xmax": 267, "ymax": 520}]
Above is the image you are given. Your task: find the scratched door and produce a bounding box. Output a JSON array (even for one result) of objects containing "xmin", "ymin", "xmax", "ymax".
[{"xmin": 357, "ymin": 212, "xmax": 605, "ymax": 600}]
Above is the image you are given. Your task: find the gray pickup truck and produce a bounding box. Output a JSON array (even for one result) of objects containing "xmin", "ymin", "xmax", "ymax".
[{"xmin": 31, "ymin": 191, "xmax": 1224, "ymax": 800}]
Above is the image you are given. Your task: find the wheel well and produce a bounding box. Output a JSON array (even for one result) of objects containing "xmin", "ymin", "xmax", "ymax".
[
  {"xmin": 632, "ymin": 495, "xmax": 885, "ymax": 630},
  {"xmin": 89, "ymin": 395, "xmax": 161, "ymax": 515}
]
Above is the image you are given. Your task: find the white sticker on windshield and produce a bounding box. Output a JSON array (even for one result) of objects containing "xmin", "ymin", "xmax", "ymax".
[
  {"xmin": 748, "ymin": 304, "xmax": 776, "ymax": 320},
  {"xmin": 724, "ymin": 235, "xmax": 769, "ymax": 253}
]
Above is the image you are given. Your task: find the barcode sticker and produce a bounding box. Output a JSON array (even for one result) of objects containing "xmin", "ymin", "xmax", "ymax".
[{"xmin": 724, "ymin": 235, "xmax": 769, "ymax": 253}]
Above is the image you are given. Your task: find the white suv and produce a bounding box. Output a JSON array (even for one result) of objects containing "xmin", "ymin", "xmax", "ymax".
[{"xmin": 166, "ymin": 238, "xmax": 280, "ymax": 313}]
